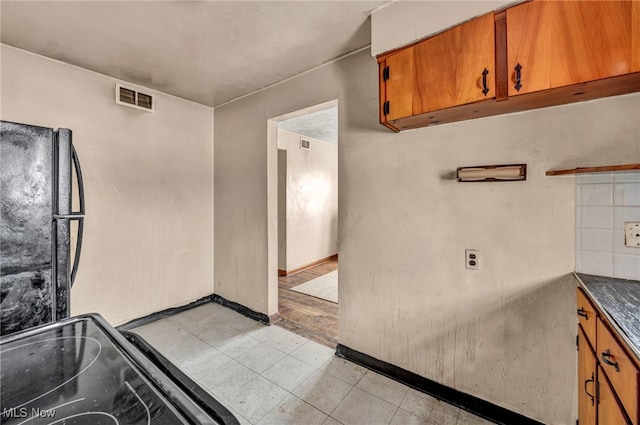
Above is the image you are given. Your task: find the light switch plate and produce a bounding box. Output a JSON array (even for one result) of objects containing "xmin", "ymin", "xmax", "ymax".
[{"xmin": 625, "ymin": 222, "xmax": 640, "ymax": 248}]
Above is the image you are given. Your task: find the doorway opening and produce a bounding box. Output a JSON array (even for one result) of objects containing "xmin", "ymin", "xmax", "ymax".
[{"xmin": 267, "ymin": 100, "xmax": 338, "ymax": 347}]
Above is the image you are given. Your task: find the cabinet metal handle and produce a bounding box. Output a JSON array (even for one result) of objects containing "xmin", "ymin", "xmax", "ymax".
[
  {"xmin": 481, "ymin": 68, "xmax": 489, "ymax": 96},
  {"xmin": 514, "ymin": 63, "xmax": 522, "ymax": 92},
  {"xmin": 577, "ymin": 307, "xmax": 589, "ymax": 319},
  {"xmin": 584, "ymin": 373, "xmax": 595, "ymax": 406},
  {"xmin": 601, "ymin": 349, "xmax": 620, "ymax": 372}
]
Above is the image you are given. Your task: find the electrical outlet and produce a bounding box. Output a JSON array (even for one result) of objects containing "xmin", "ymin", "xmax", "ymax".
[
  {"xmin": 625, "ymin": 222, "xmax": 640, "ymax": 248},
  {"xmin": 465, "ymin": 249, "xmax": 479, "ymax": 270}
]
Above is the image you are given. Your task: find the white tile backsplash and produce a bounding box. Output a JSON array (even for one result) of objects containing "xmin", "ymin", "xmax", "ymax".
[
  {"xmin": 576, "ymin": 172, "xmax": 613, "ymax": 184},
  {"xmin": 613, "ymin": 172, "xmax": 640, "ymax": 183},
  {"xmin": 613, "ymin": 254, "xmax": 640, "ymax": 280},
  {"xmin": 580, "ymin": 206, "xmax": 613, "ymax": 229},
  {"xmin": 579, "ymin": 184, "xmax": 612, "ymax": 206},
  {"xmin": 580, "ymin": 229, "xmax": 613, "ymax": 252},
  {"xmin": 576, "ymin": 171, "xmax": 640, "ymax": 280},
  {"xmin": 614, "ymin": 183, "xmax": 640, "ymax": 206},
  {"xmin": 613, "ymin": 232, "xmax": 640, "ymax": 255},
  {"xmin": 579, "ymin": 251, "xmax": 614, "ymax": 276},
  {"xmin": 613, "ymin": 206, "xmax": 640, "ymax": 229}
]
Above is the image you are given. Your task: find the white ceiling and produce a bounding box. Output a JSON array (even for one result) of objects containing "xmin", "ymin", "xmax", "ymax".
[
  {"xmin": 279, "ymin": 106, "xmax": 338, "ymax": 144},
  {"xmin": 0, "ymin": 0, "xmax": 388, "ymax": 108}
]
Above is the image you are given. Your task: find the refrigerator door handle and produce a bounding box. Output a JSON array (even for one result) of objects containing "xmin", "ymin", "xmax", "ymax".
[
  {"xmin": 70, "ymin": 144, "xmax": 85, "ymax": 286},
  {"xmin": 54, "ymin": 213, "xmax": 85, "ymax": 219}
]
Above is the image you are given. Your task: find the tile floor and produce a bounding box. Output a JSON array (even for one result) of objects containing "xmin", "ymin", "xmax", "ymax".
[{"xmin": 132, "ymin": 303, "xmax": 494, "ymax": 425}]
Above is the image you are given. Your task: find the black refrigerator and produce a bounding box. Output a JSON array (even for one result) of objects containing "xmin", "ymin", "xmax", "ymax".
[{"xmin": 0, "ymin": 120, "xmax": 85, "ymax": 336}]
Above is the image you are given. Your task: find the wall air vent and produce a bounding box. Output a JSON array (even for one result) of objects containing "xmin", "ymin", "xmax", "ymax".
[
  {"xmin": 115, "ymin": 83, "xmax": 155, "ymax": 112},
  {"xmin": 300, "ymin": 138, "xmax": 311, "ymax": 151}
]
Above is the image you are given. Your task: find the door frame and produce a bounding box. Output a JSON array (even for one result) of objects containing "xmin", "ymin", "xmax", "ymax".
[{"xmin": 266, "ymin": 99, "xmax": 338, "ymax": 318}]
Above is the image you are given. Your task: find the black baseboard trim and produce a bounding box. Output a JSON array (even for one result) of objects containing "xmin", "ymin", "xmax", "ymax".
[
  {"xmin": 117, "ymin": 295, "xmax": 216, "ymax": 331},
  {"xmin": 210, "ymin": 294, "xmax": 270, "ymax": 324},
  {"xmin": 117, "ymin": 294, "xmax": 270, "ymax": 331},
  {"xmin": 335, "ymin": 344, "xmax": 544, "ymax": 425}
]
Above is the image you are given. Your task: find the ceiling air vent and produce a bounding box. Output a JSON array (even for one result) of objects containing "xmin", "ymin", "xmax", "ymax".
[
  {"xmin": 300, "ymin": 138, "xmax": 311, "ymax": 151},
  {"xmin": 115, "ymin": 83, "xmax": 155, "ymax": 112}
]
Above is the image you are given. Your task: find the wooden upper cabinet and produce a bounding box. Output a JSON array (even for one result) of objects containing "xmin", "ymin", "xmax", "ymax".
[
  {"xmin": 380, "ymin": 47, "xmax": 414, "ymax": 123},
  {"xmin": 413, "ymin": 12, "xmax": 495, "ymax": 114},
  {"xmin": 377, "ymin": 0, "xmax": 640, "ymax": 131},
  {"xmin": 634, "ymin": 3, "xmax": 640, "ymax": 72},
  {"xmin": 506, "ymin": 1, "xmax": 640, "ymax": 97}
]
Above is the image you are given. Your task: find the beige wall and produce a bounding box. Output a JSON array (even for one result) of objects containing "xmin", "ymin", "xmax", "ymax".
[
  {"xmin": 213, "ymin": 44, "xmax": 640, "ymax": 423},
  {"xmin": 278, "ymin": 128, "xmax": 338, "ymax": 272},
  {"xmin": 1, "ymin": 45, "xmax": 214, "ymax": 326}
]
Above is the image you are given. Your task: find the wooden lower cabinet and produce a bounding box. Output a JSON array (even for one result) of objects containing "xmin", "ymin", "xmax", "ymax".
[
  {"xmin": 598, "ymin": 368, "xmax": 632, "ymax": 425},
  {"xmin": 578, "ymin": 288, "xmax": 598, "ymax": 345},
  {"xmin": 579, "ymin": 326, "xmax": 598, "ymax": 425},
  {"xmin": 597, "ymin": 318, "xmax": 639, "ymax": 423},
  {"xmin": 577, "ymin": 288, "xmax": 640, "ymax": 425}
]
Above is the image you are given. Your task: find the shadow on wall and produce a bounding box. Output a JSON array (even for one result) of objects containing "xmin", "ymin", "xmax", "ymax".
[
  {"xmin": 384, "ymin": 274, "xmax": 577, "ymax": 423},
  {"xmin": 333, "ymin": 43, "xmax": 382, "ymax": 134}
]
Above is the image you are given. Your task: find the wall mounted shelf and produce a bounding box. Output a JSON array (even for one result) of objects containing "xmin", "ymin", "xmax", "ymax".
[{"xmin": 546, "ymin": 164, "xmax": 640, "ymax": 176}]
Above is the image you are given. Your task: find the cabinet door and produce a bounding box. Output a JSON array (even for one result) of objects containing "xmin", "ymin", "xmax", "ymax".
[
  {"xmin": 506, "ymin": 1, "xmax": 638, "ymax": 96},
  {"xmin": 579, "ymin": 327, "xmax": 598, "ymax": 425},
  {"xmin": 598, "ymin": 367, "xmax": 633, "ymax": 425},
  {"xmin": 381, "ymin": 48, "xmax": 414, "ymax": 122},
  {"xmin": 413, "ymin": 12, "xmax": 495, "ymax": 114},
  {"xmin": 597, "ymin": 318, "xmax": 639, "ymax": 423},
  {"xmin": 634, "ymin": 3, "xmax": 640, "ymax": 72}
]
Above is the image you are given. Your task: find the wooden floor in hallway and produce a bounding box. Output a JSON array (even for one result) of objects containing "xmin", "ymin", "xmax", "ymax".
[{"xmin": 275, "ymin": 259, "xmax": 338, "ymax": 348}]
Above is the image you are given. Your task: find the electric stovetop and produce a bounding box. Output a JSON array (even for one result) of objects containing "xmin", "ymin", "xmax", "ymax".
[{"xmin": 0, "ymin": 314, "xmax": 239, "ymax": 425}]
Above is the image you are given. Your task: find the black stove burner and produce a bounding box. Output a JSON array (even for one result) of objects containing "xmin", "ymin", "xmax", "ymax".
[{"xmin": 0, "ymin": 314, "xmax": 238, "ymax": 425}]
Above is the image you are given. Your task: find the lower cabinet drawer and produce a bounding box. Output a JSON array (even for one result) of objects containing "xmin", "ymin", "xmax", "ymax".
[{"xmin": 597, "ymin": 318, "xmax": 639, "ymax": 424}]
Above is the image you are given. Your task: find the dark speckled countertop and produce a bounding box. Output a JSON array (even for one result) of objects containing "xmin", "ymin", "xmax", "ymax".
[{"xmin": 576, "ymin": 273, "xmax": 640, "ymax": 361}]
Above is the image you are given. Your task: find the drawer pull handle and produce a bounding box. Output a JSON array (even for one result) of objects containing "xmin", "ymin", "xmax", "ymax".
[
  {"xmin": 481, "ymin": 68, "xmax": 489, "ymax": 96},
  {"xmin": 577, "ymin": 307, "xmax": 589, "ymax": 319},
  {"xmin": 601, "ymin": 350, "xmax": 620, "ymax": 372},
  {"xmin": 514, "ymin": 63, "xmax": 522, "ymax": 92},
  {"xmin": 584, "ymin": 372, "xmax": 595, "ymax": 406}
]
